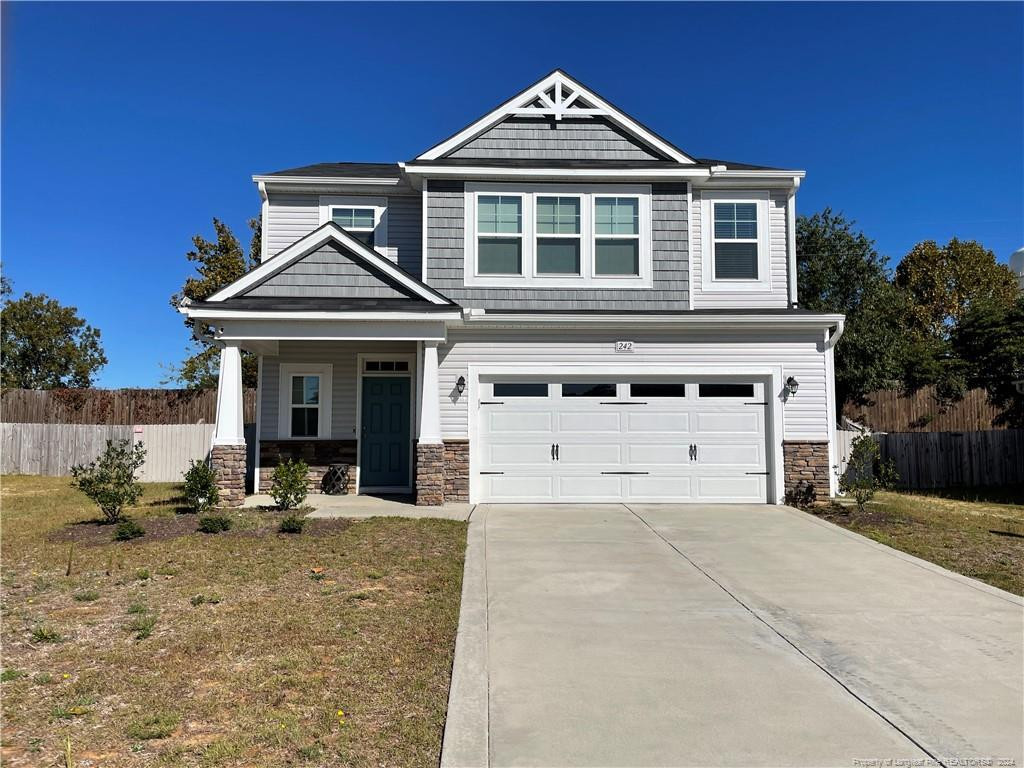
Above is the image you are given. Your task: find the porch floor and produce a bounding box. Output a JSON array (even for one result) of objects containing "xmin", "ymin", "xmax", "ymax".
[{"xmin": 241, "ymin": 493, "xmax": 474, "ymax": 520}]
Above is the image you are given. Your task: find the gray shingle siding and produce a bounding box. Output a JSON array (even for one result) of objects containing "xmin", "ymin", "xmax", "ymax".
[
  {"xmin": 447, "ymin": 117, "xmax": 666, "ymax": 161},
  {"xmin": 244, "ymin": 243, "xmax": 415, "ymax": 299},
  {"xmin": 386, "ymin": 194, "xmax": 422, "ymax": 278},
  {"xmin": 425, "ymin": 183, "xmax": 689, "ymax": 310}
]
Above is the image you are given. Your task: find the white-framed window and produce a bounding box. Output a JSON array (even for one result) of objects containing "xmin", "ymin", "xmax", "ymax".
[
  {"xmin": 318, "ymin": 196, "xmax": 388, "ymax": 255},
  {"xmin": 278, "ymin": 364, "xmax": 333, "ymax": 439},
  {"xmin": 700, "ymin": 190, "xmax": 770, "ymax": 292},
  {"xmin": 464, "ymin": 183, "xmax": 652, "ymax": 288}
]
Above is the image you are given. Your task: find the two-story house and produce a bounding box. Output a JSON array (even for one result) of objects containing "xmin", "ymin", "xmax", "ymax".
[{"xmin": 179, "ymin": 70, "xmax": 844, "ymax": 507}]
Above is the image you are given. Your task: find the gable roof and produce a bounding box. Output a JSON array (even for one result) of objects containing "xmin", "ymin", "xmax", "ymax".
[
  {"xmin": 205, "ymin": 222, "xmax": 455, "ymax": 306},
  {"xmin": 415, "ymin": 69, "xmax": 696, "ymax": 165}
]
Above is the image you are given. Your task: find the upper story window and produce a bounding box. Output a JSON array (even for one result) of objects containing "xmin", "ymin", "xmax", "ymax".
[
  {"xmin": 318, "ymin": 196, "xmax": 388, "ymax": 256},
  {"xmin": 700, "ymin": 190, "xmax": 770, "ymax": 293},
  {"xmin": 465, "ymin": 183, "xmax": 652, "ymax": 288},
  {"xmin": 331, "ymin": 207, "xmax": 376, "ymax": 247}
]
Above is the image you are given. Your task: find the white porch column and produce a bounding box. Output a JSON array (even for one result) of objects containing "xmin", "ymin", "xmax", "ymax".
[
  {"xmin": 213, "ymin": 343, "xmax": 245, "ymax": 446},
  {"xmin": 417, "ymin": 341, "xmax": 443, "ymax": 444}
]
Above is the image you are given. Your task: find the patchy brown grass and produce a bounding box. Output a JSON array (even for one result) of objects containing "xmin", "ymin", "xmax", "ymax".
[
  {"xmin": 0, "ymin": 475, "xmax": 467, "ymax": 767},
  {"xmin": 812, "ymin": 489, "xmax": 1024, "ymax": 596}
]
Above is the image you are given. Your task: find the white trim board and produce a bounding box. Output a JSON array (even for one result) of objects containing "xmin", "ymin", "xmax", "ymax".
[
  {"xmin": 203, "ymin": 223, "xmax": 451, "ymax": 305},
  {"xmin": 415, "ymin": 70, "xmax": 696, "ymax": 165}
]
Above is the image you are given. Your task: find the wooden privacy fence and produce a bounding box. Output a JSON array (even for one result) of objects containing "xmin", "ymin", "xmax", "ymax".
[
  {"xmin": 836, "ymin": 429, "xmax": 1023, "ymax": 490},
  {"xmin": 1, "ymin": 423, "xmax": 256, "ymax": 484},
  {"xmin": 1, "ymin": 388, "xmax": 257, "ymax": 425},
  {"xmin": 843, "ymin": 387, "xmax": 1008, "ymax": 432}
]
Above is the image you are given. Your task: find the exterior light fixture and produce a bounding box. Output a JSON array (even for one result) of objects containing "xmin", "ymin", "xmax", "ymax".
[
  {"xmin": 456, "ymin": 376, "xmax": 466, "ymax": 394},
  {"xmin": 785, "ymin": 376, "xmax": 800, "ymax": 396},
  {"xmin": 1014, "ymin": 379, "xmax": 1024, "ymax": 395}
]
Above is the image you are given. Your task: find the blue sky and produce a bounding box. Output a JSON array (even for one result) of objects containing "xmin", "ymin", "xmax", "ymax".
[{"xmin": 3, "ymin": 2, "xmax": 1022, "ymax": 388}]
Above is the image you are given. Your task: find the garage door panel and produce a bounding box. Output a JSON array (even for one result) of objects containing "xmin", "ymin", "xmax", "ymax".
[
  {"xmin": 696, "ymin": 475, "xmax": 765, "ymax": 501},
  {"xmin": 695, "ymin": 410, "xmax": 762, "ymax": 434},
  {"xmin": 558, "ymin": 474, "xmax": 623, "ymax": 499},
  {"xmin": 697, "ymin": 443, "xmax": 763, "ymax": 466},
  {"xmin": 488, "ymin": 410, "xmax": 553, "ymax": 433},
  {"xmin": 627, "ymin": 443, "xmax": 689, "ymax": 466},
  {"xmin": 559, "ymin": 411, "xmax": 620, "ymax": 432},
  {"xmin": 486, "ymin": 442, "xmax": 558, "ymax": 467},
  {"xmin": 557, "ymin": 442, "xmax": 622, "ymax": 466},
  {"xmin": 625, "ymin": 411, "xmax": 691, "ymax": 433},
  {"xmin": 484, "ymin": 474, "xmax": 555, "ymax": 501},
  {"xmin": 627, "ymin": 474, "xmax": 693, "ymax": 500}
]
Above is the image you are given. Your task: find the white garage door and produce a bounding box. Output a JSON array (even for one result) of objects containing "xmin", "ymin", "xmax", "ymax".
[{"xmin": 477, "ymin": 379, "xmax": 769, "ymax": 503}]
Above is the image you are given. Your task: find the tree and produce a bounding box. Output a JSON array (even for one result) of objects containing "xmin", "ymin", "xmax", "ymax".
[
  {"xmin": 952, "ymin": 295, "xmax": 1024, "ymax": 427},
  {"xmin": 1, "ymin": 286, "xmax": 107, "ymax": 389},
  {"xmin": 796, "ymin": 209, "xmax": 909, "ymax": 416},
  {"xmin": 70, "ymin": 439, "xmax": 147, "ymax": 523},
  {"xmin": 894, "ymin": 238, "xmax": 1018, "ymax": 341},
  {"xmin": 169, "ymin": 217, "xmax": 260, "ymax": 388}
]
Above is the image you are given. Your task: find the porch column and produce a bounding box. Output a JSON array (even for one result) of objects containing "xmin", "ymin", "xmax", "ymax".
[
  {"xmin": 211, "ymin": 343, "xmax": 246, "ymax": 507},
  {"xmin": 415, "ymin": 341, "xmax": 444, "ymax": 505}
]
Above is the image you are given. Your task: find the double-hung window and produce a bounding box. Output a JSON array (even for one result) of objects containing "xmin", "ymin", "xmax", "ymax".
[
  {"xmin": 466, "ymin": 184, "xmax": 651, "ymax": 287},
  {"xmin": 278, "ymin": 364, "xmax": 333, "ymax": 440},
  {"xmin": 536, "ymin": 196, "xmax": 581, "ymax": 274},
  {"xmin": 331, "ymin": 207, "xmax": 376, "ymax": 247},
  {"xmin": 318, "ymin": 196, "xmax": 388, "ymax": 254},
  {"xmin": 713, "ymin": 203, "xmax": 758, "ymax": 279},
  {"xmin": 477, "ymin": 195, "xmax": 523, "ymax": 274},
  {"xmin": 594, "ymin": 197, "xmax": 640, "ymax": 276},
  {"xmin": 700, "ymin": 190, "xmax": 770, "ymax": 292}
]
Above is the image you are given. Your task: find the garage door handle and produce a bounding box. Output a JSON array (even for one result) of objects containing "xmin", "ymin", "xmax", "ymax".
[
  {"xmin": 745, "ymin": 471, "xmax": 769, "ymax": 475},
  {"xmin": 688, "ymin": 444, "xmax": 696, "ymax": 461},
  {"xmin": 555, "ymin": 443, "xmax": 560, "ymax": 460},
  {"xmin": 601, "ymin": 471, "xmax": 649, "ymax": 475},
  {"xmin": 480, "ymin": 400, "xmax": 504, "ymax": 405},
  {"xmin": 551, "ymin": 443, "xmax": 556, "ymax": 460}
]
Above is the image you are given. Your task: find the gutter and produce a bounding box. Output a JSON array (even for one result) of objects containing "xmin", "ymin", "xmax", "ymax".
[
  {"xmin": 823, "ymin": 318, "xmax": 846, "ymax": 349},
  {"xmin": 252, "ymin": 175, "xmax": 402, "ymax": 186},
  {"xmin": 459, "ymin": 308, "xmax": 845, "ymax": 329}
]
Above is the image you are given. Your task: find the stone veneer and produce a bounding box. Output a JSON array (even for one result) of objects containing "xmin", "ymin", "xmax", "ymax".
[
  {"xmin": 210, "ymin": 444, "xmax": 246, "ymax": 507},
  {"xmin": 443, "ymin": 439, "xmax": 470, "ymax": 503},
  {"xmin": 783, "ymin": 440, "xmax": 831, "ymax": 503},
  {"xmin": 415, "ymin": 443, "xmax": 444, "ymax": 506},
  {"xmin": 259, "ymin": 440, "xmax": 357, "ymax": 495}
]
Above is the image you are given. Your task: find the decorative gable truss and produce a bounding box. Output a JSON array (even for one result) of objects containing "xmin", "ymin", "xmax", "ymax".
[
  {"xmin": 415, "ymin": 69, "xmax": 696, "ymax": 165},
  {"xmin": 204, "ymin": 223, "xmax": 454, "ymax": 305}
]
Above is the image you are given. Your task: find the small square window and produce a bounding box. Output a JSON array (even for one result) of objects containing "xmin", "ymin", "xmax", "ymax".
[
  {"xmin": 493, "ymin": 382, "xmax": 548, "ymax": 397},
  {"xmin": 562, "ymin": 383, "xmax": 616, "ymax": 397},
  {"xmin": 630, "ymin": 383, "xmax": 686, "ymax": 398},
  {"xmin": 699, "ymin": 383, "xmax": 754, "ymax": 398}
]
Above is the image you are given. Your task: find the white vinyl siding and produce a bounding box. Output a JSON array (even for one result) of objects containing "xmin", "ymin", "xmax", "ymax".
[
  {"xmin": 691, "ymin": 188, "xmax": 790, "ymax": 308},
  {"xmin": 435, "ymin": 328, "xmax": 829, "ymax": 441}
]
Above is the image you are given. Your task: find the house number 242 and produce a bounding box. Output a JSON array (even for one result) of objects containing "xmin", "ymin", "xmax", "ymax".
[{"xmin": 615, "ymin": 341, "xmax": 634, "ymax": 352}]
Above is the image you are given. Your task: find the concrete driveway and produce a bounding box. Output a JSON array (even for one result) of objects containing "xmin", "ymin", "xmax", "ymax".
[{"xmin": 441, "ymin": 504, "xmax": 1023, "ymax": 767}]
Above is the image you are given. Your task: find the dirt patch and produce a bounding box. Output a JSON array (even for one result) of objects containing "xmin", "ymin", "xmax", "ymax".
[{"xmin": 46, "ymin": 514, "xmax": 204, "ymax": 546}]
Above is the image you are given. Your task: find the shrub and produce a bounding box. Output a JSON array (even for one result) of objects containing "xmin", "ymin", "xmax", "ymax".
[
  {"xmin": 278, "ymin": 513, "xmax": 306, "ymax": 534},
  {"xmin": 182, "ymin": 459, "xmax": 219, "ymax": 514},
  {"xmin": 189, "ymin": 593, "xmax": 221, "ymax": 606},
  {"xmin": 113, "ymin": 520, "xmax": 145, "ymax": 541},
  {"xmin": 1, "ymin": 668, "xmax": 25, "ymax": 683},
  {"xmin": 271, "ymin": 460, "xmax": 309, "ymax": 510},
  {"xmin": 70, "ymin": 439, "xmax": 147, "ymax": 523},
  {"xmin": 126, "ymin": 711, "xmax": 179, "ymax": 740},
  {"xmin": 197, "ymin": 514, "xmax": 233, "ymax": 534},
  {"xmin": 127, "ymin": 612, "xmax": 157, "ymax": 640},
  {"xmin": 839, "ymin": 434, "xmax": 899, "ymax": 512}
]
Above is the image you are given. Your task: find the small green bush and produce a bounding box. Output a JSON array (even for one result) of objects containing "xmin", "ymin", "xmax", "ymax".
[
  {"xmin": 189, "ymin": 593, "xmax": 221, "ymax": 607},
  {"xmin": 197, "ymin": 514, "xmax": 233, "ymax": 534},
  {"xmin": 278, "ymin": 513, "xmax": 306, "ymax": 534},
  {"xmin": 182, "ymin": 459, "xmax": 219, "ymax": 514},
  {"xmin": 126, "ymin": 711, "xmax": 179, "ymax": 740},
  {"xmin": 70, "ymin": 439, "xmax": 147, "ymax": 523},
  {"xmin": 73, "ymin": 590, "xmax": 100, "ymax": 602},
  {"xmin": 31, "ymin": 626, "xmax": 63, "ymax": 644},
  {"xmin": 1, "ymin": 668, "xmax": 25, "ymax": 683},
  {"xmin": 127, "ymin": 613, "xmax": 157, "ymax": 640},
  {"xmin": 113, "ymin": 520, "xmax": 145, "ymax": 541},
  {"xmin": 33, "ymin": 672, "xmax": 53, "ymax": 685},
  {"xmin": 270, "ymin": 460, "xmax": 309, "ymax": 510},
  {"xmin": 127, "ymin": 601, "xmax": 148, "ymax": 615},
  {"xmin": 839, "ymin": 434, "xmax": 899, "ymax": 512}
]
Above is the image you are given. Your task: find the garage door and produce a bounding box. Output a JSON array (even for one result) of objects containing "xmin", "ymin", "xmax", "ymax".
[{"xmin": 477, "ymin": 379, "xmax": 769, "ymax": 503}]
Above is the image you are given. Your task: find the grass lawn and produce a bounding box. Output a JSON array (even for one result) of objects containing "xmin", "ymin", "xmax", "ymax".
[
  {"xmin": 812, "ymin": 487, "xmax": 1024, "ymax": 596},
  {"xmin": 0, "ymin": 475, "xmax": 467, "ymax": 767}
]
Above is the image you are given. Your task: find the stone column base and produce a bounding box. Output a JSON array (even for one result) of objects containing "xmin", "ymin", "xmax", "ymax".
[
  {"xmin": 415, "ymin": 443, "xmax": 444, "ymax": 506},
  {"xmin": 443, "ymin": 440, "xmax": 470, "ymax": 503},
  {"xmin": 211, "ymin": 443, "xmax": 246, "ymax": 507},
  {"xmin": 783, "ymin": 440, "xmax": 830, "ymax": 504}
]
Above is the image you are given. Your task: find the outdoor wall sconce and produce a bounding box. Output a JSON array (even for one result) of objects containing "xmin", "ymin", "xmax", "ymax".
[
  {"xmin": 456, "ymin": 376, "xmax": 466, "ymax": 394},
  {"xmin": 785, "ymin": 376, "xmax": 800, "ymax": 396}
]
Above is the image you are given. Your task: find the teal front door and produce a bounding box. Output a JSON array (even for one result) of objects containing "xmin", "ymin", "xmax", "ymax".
[{"xmin": 359, "ymin": 376, "xmax": 411, "ymax": 488}]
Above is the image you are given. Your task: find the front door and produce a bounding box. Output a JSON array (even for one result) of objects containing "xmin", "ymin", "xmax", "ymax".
[{"xmin": 359, "ymin": 376, "xmax": 411, "ymax": 489}]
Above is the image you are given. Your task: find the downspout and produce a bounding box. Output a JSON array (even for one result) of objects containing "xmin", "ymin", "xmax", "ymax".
[
  {"xmin": 787, "ymin": 177, "xmax": 801, "ymax": 308},
  {"xmin": 823, "ymin": 318, "xmax": 845, "ymax": 350},
  {"xmin": 257, "ymin": 181, "xmax": 269, "ymax": 263}
]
